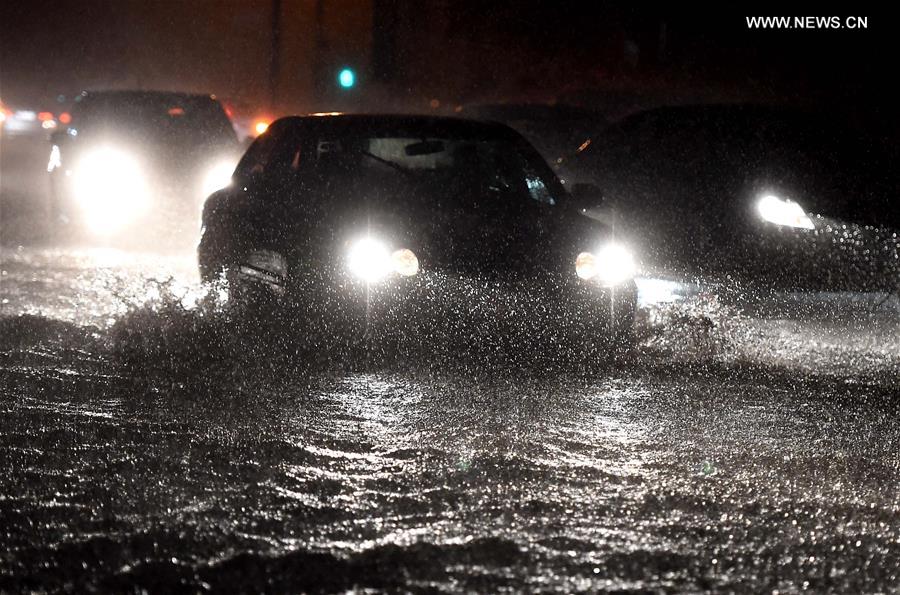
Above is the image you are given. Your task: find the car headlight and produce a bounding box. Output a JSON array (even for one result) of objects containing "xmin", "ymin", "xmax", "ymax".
[
  {"xmin": 756, "ymin": 194, "xmax": 815, "ymax": 230},
  {"xmin": 346, "ymin": 237, "xmax": 419, "ymax": 283},
  {"xmin": 72, "ymin": 147, "xmax": 149, "ymax": 234},
  {"xmin": 576, "ymin": 242, "xmax": 636, "ymax": 286},
  {"xmin": 201, "ymin": 161, "xmax": 236, "ymax": 197}
]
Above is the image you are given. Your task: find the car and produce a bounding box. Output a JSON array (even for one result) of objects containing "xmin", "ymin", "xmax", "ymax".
[
  {"xmin": 1, "ymin": 104, "xmax": 57, "ymax": 136},
  {"xmin": 47, "ymin": 90, "xmax": 241, "ymax": 238},
  {"xmin": 558, "ymin": 104, "xmax": 900, "ymax": 305},
  {"xmin": 198, "ymin": 114, "xmax": 638, "ymax": 355}
]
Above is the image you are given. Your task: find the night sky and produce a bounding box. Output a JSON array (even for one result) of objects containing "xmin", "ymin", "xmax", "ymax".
[{"xmin": 0, "ymin": 2, "xmax": 891, "ymax": 124}]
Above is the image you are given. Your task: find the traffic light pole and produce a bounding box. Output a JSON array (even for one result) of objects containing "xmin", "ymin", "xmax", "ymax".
[{"xmin": 269, "ymin": 0, "xmax": 282, "ymax": 112}]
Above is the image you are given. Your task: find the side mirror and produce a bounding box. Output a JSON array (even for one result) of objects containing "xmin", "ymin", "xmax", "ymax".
[{"xmin": 568, "ymin": 183, "xmax": 604, "ymax": 213}]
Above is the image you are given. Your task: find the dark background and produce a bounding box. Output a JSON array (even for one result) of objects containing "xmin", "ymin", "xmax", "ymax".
[{"xmin": 0, "ymin": 3, "xmax": 891, "ymax": 125}]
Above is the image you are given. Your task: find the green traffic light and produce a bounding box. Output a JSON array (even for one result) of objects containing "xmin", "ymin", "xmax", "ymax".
[{"xmin": 338, "ymin": 68, "xmax": 356, "ymax": 89}]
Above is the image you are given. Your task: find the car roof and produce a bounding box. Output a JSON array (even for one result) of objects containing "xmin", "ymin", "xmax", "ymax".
[{"xmin": 269, "ymin": 113, "xmax": 524, "ymax": 141}]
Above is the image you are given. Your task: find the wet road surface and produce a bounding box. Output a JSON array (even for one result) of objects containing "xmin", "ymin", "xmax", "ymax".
[
  {"xmin": 3, "ymin": 134, "xmax": 900, "ymax": 592},
  {"xmin": 2, "ymin": 245, "xmax": 899, "ymax": 592}
]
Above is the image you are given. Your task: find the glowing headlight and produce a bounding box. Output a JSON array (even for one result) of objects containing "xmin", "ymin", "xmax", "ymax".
[
  {"xmin": 756, "ymin": 194, "xmax": 815, "ymax": 230},
  {"xmin": 576, "ymin": 243, "xmax": 636, "ymax": 286},
  {"xmin": 347, "ymin": 237, "xmax": 419, "ymax": 282},
  {"xmin": 201, "ymin": 161, "xmax": 236, "ymax": 197},
  {"xmin": 347, "ymin": 237, "xmax": 393, "ymax": 282},
  {"xmin": 72, "ymin": 147, "xmax": 149, "ymax": 234}
]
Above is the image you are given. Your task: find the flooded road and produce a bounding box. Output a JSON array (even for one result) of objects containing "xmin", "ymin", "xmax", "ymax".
[
  {"xmin": 2, "ymin": 243, "xmax": 900, "ymax": 592},
  {"xmin": 3, "ymin": 133, "xmax": 900, "ymax": 592}
]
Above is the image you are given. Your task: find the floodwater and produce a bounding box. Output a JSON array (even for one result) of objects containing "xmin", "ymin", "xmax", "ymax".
[
  {"xmin": 2, "ymin": 244, "xmax": 900, "ymax": 592},
  {"xmin": 3, "ymin": 134, "xmax": 900, "ymax": 592}
]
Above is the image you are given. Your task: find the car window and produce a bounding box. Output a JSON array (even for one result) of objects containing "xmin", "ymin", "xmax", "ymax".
[{"xmin": 246, "ymin": 132, "xmax": 562, "ymax": 208}]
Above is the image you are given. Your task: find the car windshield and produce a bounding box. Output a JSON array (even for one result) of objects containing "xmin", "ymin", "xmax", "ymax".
[{"xmin": 239, "ymin": 129, "xmax": 563, "ymax": 207}]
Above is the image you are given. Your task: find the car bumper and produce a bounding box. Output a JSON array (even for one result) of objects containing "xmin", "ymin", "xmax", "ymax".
[{"xmin": 229, "ymin": 261, "xmax": 638, "ymax": 347}]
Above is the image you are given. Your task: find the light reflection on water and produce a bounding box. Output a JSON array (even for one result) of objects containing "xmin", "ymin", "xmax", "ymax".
[
  {"xmin": 2, "ymin": 338, "xmax": 900, "ymax": 591},
  {"xmin": 264, "ymin": 372, "xmax": 656, "ymax": 571}
]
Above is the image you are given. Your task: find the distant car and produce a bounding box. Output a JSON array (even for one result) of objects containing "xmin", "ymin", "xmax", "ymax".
[
  {"xmin": 47, "ymin": 90, "xmax": 241, "ymax": 236},
  {"xmin": 198, "ymin": 114, "xmax": 638, "ymax": 351},
  {"xmin": 1, "ymin": 105, "xmax": 57, "ymax": 136},
  {"xmin": 459, "ymin": 103, "xmax": 607, "ymax": 168},
  {"xmin": 559, "ymin": 105, "xmax": 900, "ymax": 301}
]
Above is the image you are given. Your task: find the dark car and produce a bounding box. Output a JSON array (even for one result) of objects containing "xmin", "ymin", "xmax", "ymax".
[
  {"xmin": 198, "ymin": 114, "xmax": 638, "ymax": 354},
  {"xmin": 558, "ymin": 105, "xmax": 900, "ymax": 303},
  {"xmin": 47, "ymin": 90, "xmax": 241, "ymax": 238}
]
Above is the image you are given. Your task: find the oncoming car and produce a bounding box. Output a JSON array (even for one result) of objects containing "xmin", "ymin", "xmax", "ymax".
[
  {"xmin": 559, "ymin": 105, "xmax": 900, "ymax": 306},
  {"xmin": 47, "ymin": 90, "xmax": 241, "ymax": 239},
  {"xmin": 198, "ymin": 114, "xmax": 638, "ymax": 355}
]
